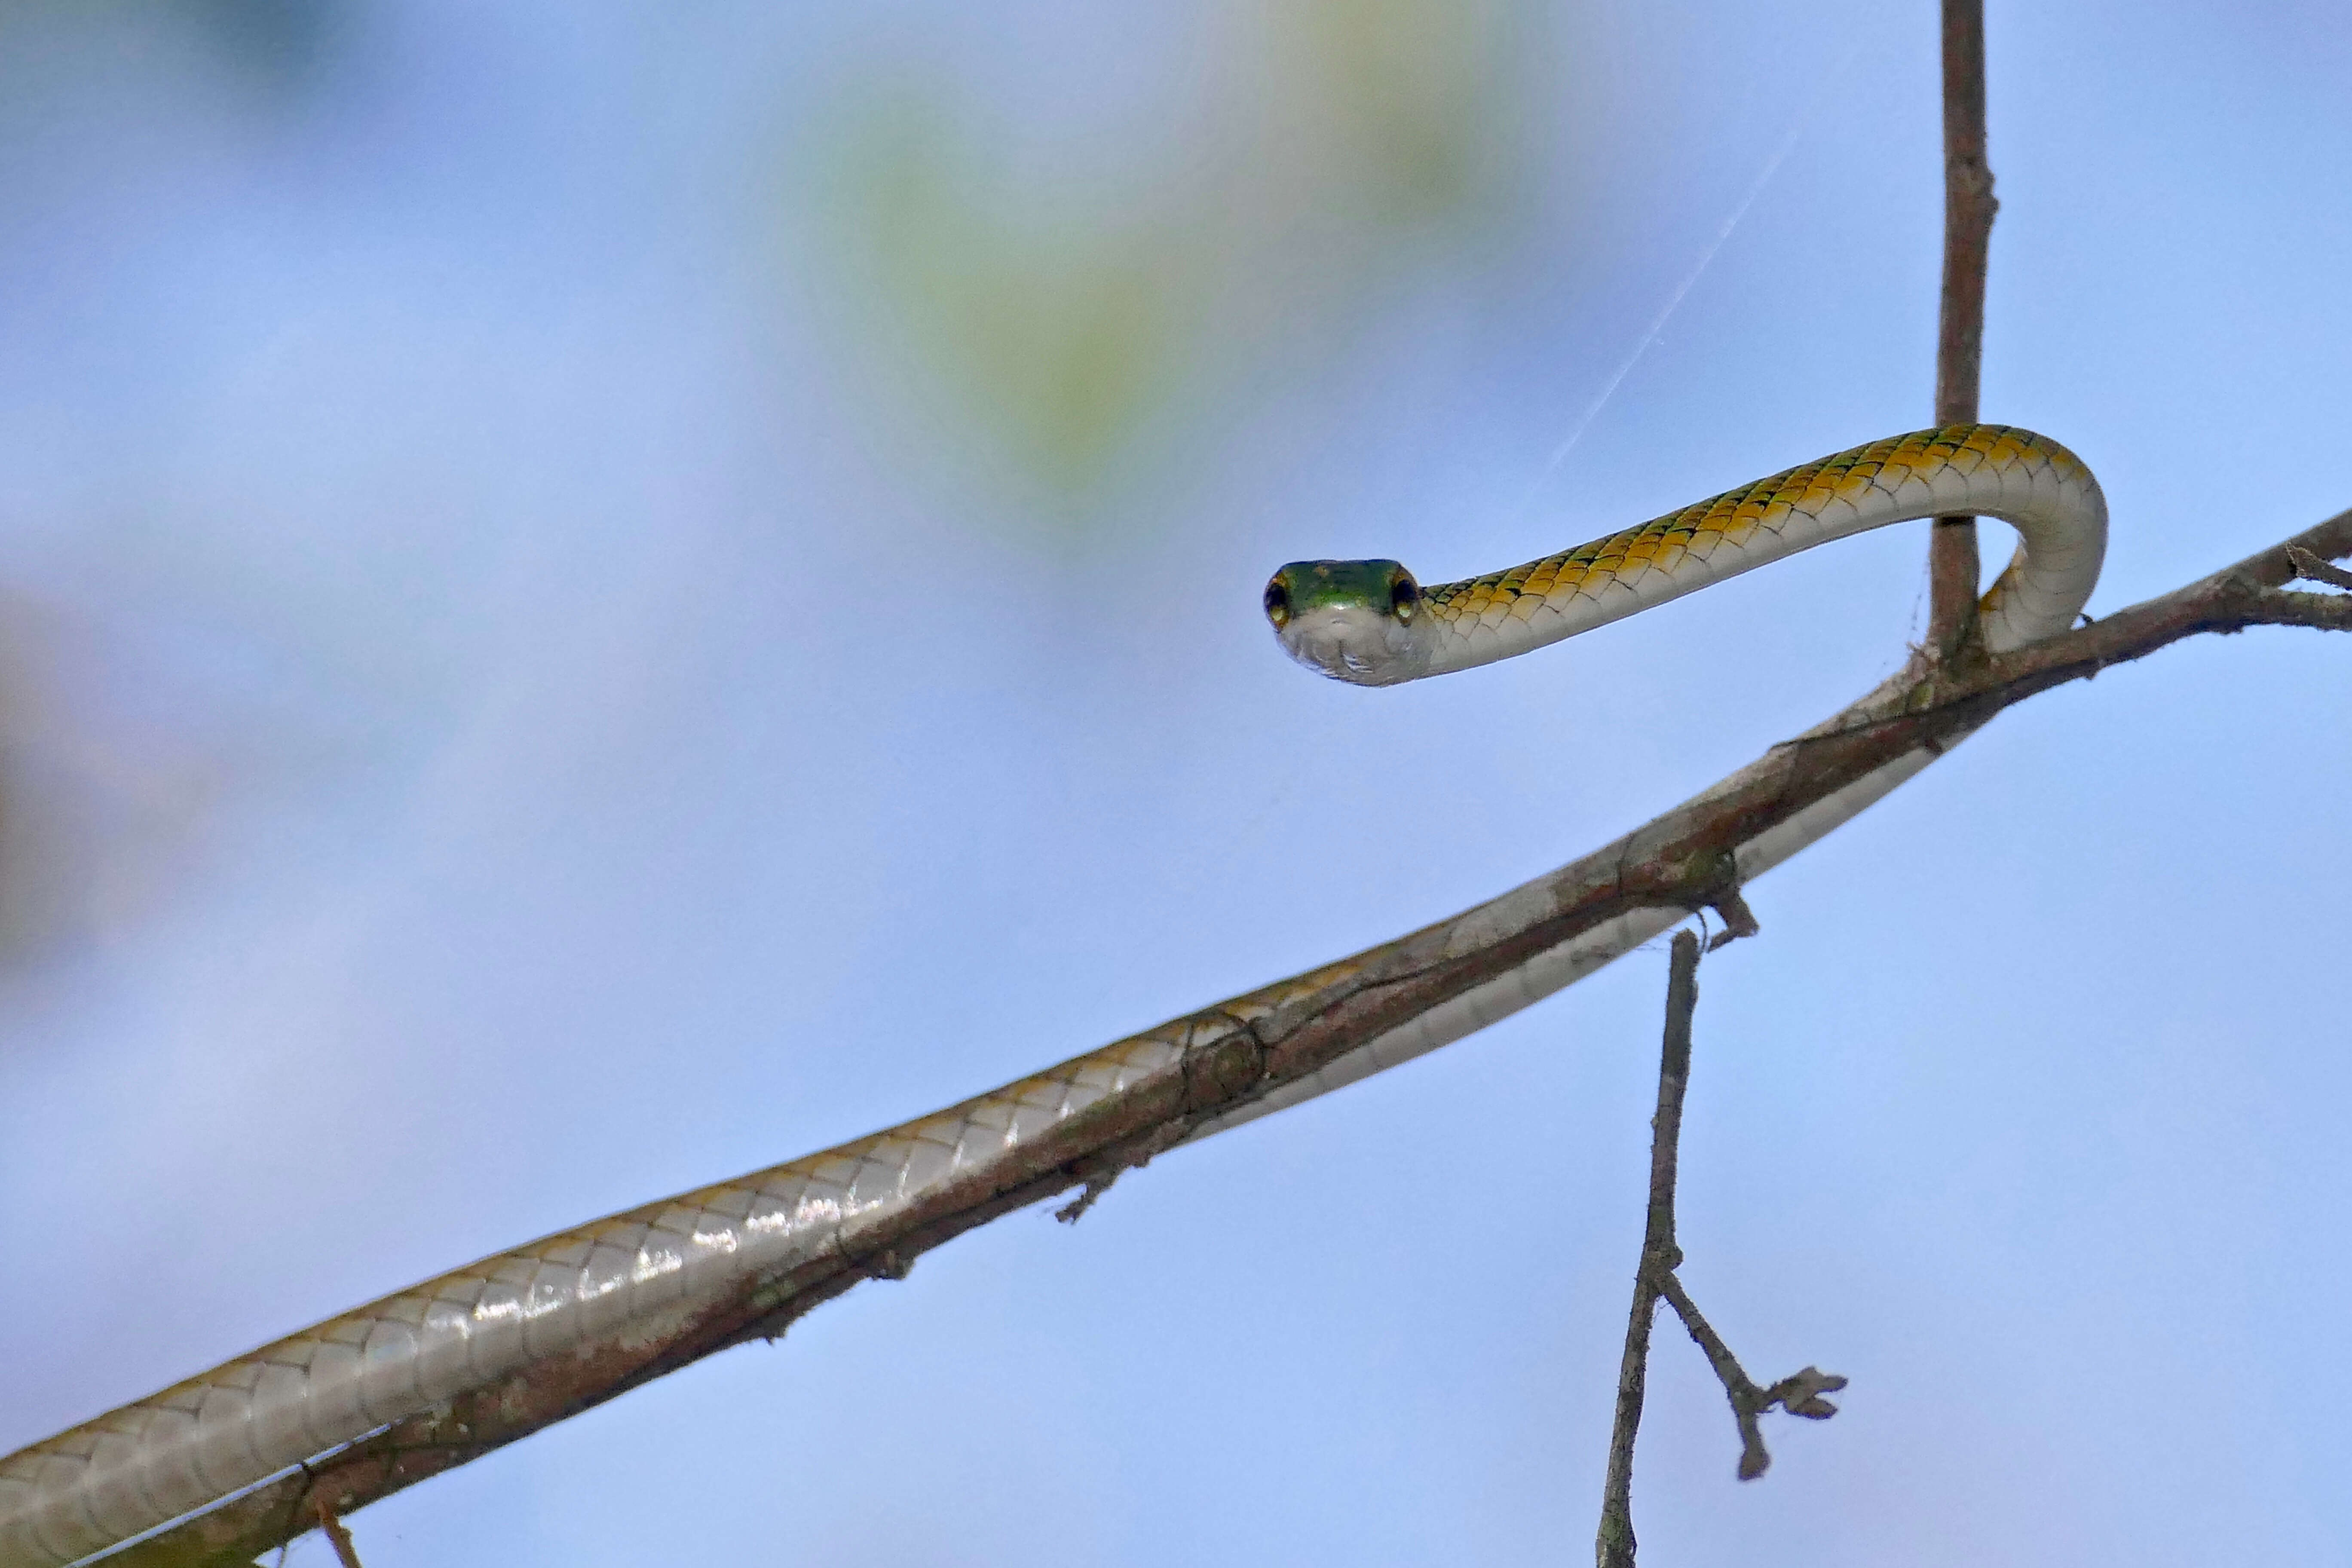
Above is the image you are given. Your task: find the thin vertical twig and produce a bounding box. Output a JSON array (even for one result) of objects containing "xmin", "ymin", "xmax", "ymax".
[
  {"xmin": 1595, "ymin": 931, "xmax": 1702, "ymax": 1568},
  {"xmin": 1929, "ymin": 0, "xmax": 1998, "ymax": 657}
]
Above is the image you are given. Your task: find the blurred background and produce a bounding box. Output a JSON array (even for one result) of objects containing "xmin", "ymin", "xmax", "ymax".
[{"xmin": 1, "ymin": 1, "xmax": 2347, "ymax": 1563}]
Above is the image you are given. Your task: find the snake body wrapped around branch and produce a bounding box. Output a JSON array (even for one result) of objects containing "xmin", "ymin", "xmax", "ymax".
[{"xmin": 0, "ymin": 424, "xmax": 2104, "ymax": 1568}]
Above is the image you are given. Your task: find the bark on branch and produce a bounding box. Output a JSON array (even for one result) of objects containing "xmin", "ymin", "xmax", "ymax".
[{"xmin": 108, "ymin": 510, "xmax": 2352, "ymax": 1568}]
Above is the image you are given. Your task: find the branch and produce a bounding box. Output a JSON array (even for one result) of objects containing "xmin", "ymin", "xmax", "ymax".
[
  {"xmin": 1929, "ymin": 0, "xmax": 1997, "ymax": 655},
  {"xmin": 101, "ymin": 511, "xmax": 2351, "ymax": 1568}
]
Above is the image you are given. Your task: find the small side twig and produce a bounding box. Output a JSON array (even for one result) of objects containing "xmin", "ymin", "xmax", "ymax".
[
  {"xmin": 1055, "ymin": 1133, "xmax": 1179, "ymax": 1223},
  {"xmin": 1654, "ymin": 1273, "xmax": 1846, "ymax": 1480},
  {"xmin": 313, "ymin": 1496, "xmax": 365, "ymax": 1568},
  {"xmin": 1706, "ymin": 886, "xmax": 1761, "ymax": 950},
  {"xmin": 2287, "ymin": 544, "xmax": 2352, "ymax": 591},
  {"xmin": 1054, "ymin": 1171, "xmax": 1119, "ymax": 1224}
]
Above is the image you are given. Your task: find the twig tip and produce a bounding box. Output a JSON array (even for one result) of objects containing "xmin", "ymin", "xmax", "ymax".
[{"xmin": 1054, "ymin": 1174, "xmax": 1118, "ymax": 1224}]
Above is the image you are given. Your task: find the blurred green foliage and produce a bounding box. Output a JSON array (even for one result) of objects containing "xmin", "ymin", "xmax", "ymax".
[
  {"xmin": 850, "ymin": 106, "xmax": 1205, "ymax": 502},
  {"xmin": 1295, "ymin": 0, "xmax": 1507, "ymax": 222},
  {"xmin": 815, "ymin": 0, "xmax": 1532, "ymax": 518}
]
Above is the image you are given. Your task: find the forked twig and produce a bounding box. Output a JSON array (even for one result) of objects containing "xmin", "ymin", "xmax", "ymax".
[
  {"xmin": 1595, "ymin": 931, "xmax": 1845, "ymax": 1566},
  {"xmin": 1594, "ymin": 933, "xmax": 1698, "ymax": 1568},
  {"xmin": 1654, "ymin": 1273, "xmax": 1846, "ymax": 1481}
]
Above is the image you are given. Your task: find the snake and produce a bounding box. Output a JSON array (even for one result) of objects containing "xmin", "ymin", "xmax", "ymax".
[{"xmin": 0, "ymin": 423, "xmax": 2104, "ymax": 1567}]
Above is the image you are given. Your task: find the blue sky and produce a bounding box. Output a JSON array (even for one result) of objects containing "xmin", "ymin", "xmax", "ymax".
[{"xmin": 1, "ymin": 3, "xmax": 2347, "ymax": 1564}]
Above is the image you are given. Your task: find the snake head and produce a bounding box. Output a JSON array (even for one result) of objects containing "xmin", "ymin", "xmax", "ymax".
[{"xmin": 1263, "ymin": 559, "xmax": 1433, "ymax": 686}]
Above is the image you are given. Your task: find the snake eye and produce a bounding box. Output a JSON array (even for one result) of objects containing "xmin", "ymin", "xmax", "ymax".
[
  {"xmin": 1263, "ymin": 575, "xmax": 1291, "ymax": 629},
  {"xmin": 1389, "ymin": 571, "xmax": 1421, "ymax": 623}
]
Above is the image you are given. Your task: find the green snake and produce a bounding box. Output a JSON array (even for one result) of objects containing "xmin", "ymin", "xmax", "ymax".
[
  {"xmin": 1263, "ymin": 423, "xmax": 2103, "ymax": 686},
  {"xmin": 0, "ymin": 424, "xmax": 2105, "ymax": 1567}
]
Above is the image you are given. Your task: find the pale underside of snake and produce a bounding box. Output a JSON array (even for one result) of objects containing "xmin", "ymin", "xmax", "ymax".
[{"xmin": 0, "ymin": 424, "xmax": 2105, "ymax": 1568}]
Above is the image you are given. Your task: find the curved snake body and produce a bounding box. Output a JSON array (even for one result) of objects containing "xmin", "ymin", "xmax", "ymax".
[
  {"xmin": 1265, "ymin": 424, "xmax": 2102, "ymax": 684},
  {"xmin": 0, "ymin": 424, "xmax": 2105, "ymax": 1568}
]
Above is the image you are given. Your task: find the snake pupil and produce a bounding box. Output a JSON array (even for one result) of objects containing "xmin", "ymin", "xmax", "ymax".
[
  {"xmin": 1263, "ymin": 577, "xmax": 1291, "ymax": 628},
  {"xmin": 1390, "ymin": 573, "xmax": 1420, "ymax": 622}
]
